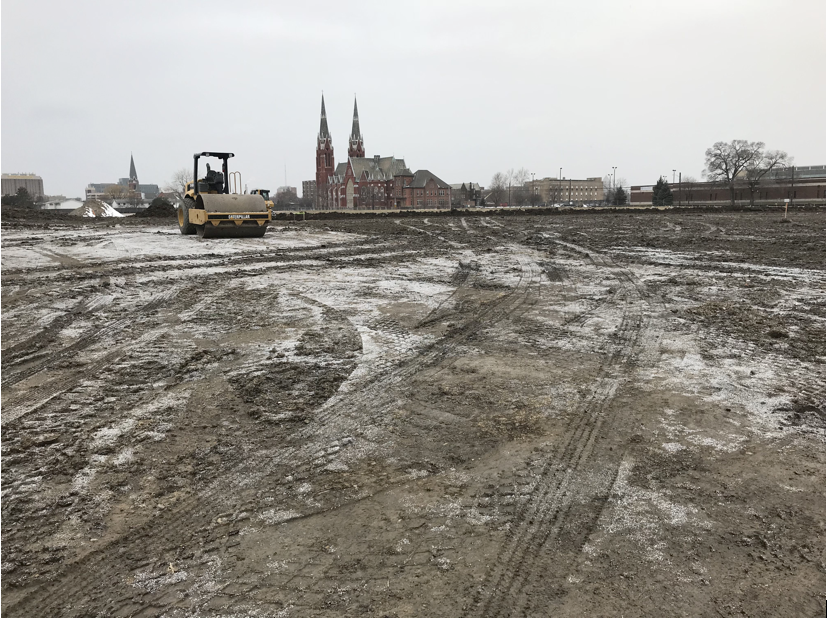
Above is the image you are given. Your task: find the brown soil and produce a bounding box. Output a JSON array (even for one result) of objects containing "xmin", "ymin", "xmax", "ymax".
[
  {"xmin": 2, "ymin": 208, "xmax": 824, "ymax": 617},
  {"xmin": 136, "ymin": 198, "xmax": 177, "ymax": 218}
]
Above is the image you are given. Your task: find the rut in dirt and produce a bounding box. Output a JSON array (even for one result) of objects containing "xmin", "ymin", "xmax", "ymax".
[{"xmin": 467, "ymin": 238, "xmax": 662, "ymax": 618}]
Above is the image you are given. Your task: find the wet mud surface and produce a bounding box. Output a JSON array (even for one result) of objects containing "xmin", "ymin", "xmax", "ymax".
[{"xmin": 2, "ymin": 209, "xmax": 824, "ymax": 617}]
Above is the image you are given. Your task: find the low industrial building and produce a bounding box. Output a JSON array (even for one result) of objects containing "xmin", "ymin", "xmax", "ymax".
[{"xmin": 630, "ymin": 165, "xmax": 826, "ymax": 206}]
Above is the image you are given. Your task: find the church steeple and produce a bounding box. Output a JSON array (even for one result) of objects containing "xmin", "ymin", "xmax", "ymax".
[
  {"xmin": 348, "ymin": 96, "xmax": 365, "ymax": 158},
  {"xmin": 315, "ymin": 93, "xmax": 335, "ymax": 209},
  {"xmin": 318, "ymin": 94, "xmax": 331, "ymax": 144},
  {"xmin": 128, "ymin": 153, "xmax": 138, "ymax": 191}
]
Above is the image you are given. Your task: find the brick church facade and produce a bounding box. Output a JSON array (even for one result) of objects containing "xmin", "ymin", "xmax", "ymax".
[{"xmin": 314, "ymin": 95, "xmax": 451, "ymax": 210}]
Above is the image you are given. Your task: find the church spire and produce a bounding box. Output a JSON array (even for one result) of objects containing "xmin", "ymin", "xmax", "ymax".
[
  {"xmin": 128, "ymin": 153, "xmax": 138, "ymax": 192},
  {"xmin": 129, "ymin": 153, "xmax": 138, "ymax": 182},
  {"xmin": 318, "ymin": 94, "xmax": 331, "ymax": 141},
  {"xmin": 348, "ymin": 96, "xmax": 365, "ymax": 158},
  {"xmin": 315, "ymin": 93, "xmax": 335, "ymax": 209},
  {"xmin": 350, "ymin": 98, "xmax": 361, "ymax": 141}
]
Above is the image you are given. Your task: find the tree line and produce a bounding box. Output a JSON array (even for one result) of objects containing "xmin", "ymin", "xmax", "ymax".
[{"xmin": 1, "ymin": 187, "xmax": 40, "ymax": 209}]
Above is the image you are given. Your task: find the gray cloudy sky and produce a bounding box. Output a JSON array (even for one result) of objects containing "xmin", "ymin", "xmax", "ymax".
[{"xmin": 2, "ymin": 0, "xmax": 824, "ymax": 198}]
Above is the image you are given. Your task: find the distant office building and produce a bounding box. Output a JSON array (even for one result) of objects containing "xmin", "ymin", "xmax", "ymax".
[
  {"xmin": 276, "ymin": 186, "xmax": 298, "ymax": 198},
  {"xmin": 527, "ymin": 176, "xmax": 603, "ymax": 205},
  {"xmin": 2, "ymin": 173, "xmax": 44, "ymax": 198},
  {"xmin": 86, "ymin": 154, "xmax": 159, "ymax": 202},
  {"xmin": 302, "ymin": 180, "xmax": 316, "ymax": 201}
]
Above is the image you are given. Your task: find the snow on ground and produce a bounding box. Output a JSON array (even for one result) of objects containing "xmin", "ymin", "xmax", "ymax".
[{"xmin": 0, "ymin": 226, "xmax": 363, "ymax": 268}]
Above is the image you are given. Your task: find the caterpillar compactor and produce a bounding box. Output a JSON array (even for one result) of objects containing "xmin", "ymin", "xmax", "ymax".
[
  {"xmin": 178, "ymin": 152, "xmax": 271, "ymax": 238},
  {"xmin": 249, "ymin": 188, "xmax": 275, "ymax": 210}
]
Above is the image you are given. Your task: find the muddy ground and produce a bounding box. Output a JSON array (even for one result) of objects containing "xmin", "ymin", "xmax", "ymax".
[{"xmin": 1, "ymin": 208, "xmax": 824, "ymax": 617}]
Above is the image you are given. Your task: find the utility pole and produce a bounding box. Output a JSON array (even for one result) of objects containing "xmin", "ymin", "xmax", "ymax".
[
  {"xmin": 678, "ymin": 172, "xmax": 682, "ymax": 208},
  {"xmin": 531, "ymin": 172, "xmax": 535, "ymax": 206},
  {"xmin": 790, "ymin": 166, "xmax": 796, "ymax": 206},
  {"xmin": 673, "ymin": 170, "xmax": 676, "ymax": 184}
]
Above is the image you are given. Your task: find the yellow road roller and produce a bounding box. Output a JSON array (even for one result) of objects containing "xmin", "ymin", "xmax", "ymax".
[
  {"xmin": 249, "ymin": 188, "xmax": 275, "ymax": 210},
  {"xmin": 178, "ymin": 152, "xmax": 271, "ymax": 238}
]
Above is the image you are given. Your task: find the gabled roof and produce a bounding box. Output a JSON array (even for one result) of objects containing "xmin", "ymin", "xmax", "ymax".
[
  {"xmin": 340, "ymin": 156, "xmax": 409, "ymax": 182},
  {"xmin": 407, "ymin": 170, "xmax": 450, "ymax": 189}
]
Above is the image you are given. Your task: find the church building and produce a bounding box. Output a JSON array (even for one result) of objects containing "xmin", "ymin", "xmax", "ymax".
[{"xmin": 314, "ymin": 95, "xmax": 451, "ymax": 210}]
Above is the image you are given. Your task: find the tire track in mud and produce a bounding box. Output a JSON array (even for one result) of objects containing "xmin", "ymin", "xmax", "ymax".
[
  {"xmin": 1, "ymin": 287, "xmax": 181, "ymax": 392},
  {"xmin": 0, "ymin": 285, "xmax": 231, "ymax": 427},
  {"xmin": 0, "ymin": 236, "xmax": 395, "ymax": 285},
  {"xmin": 0, "ymin": 294, "xmax": 114, "ymax": 368},
  {"xmin": 3, "ymin": 236, "xmax": 546, "ymax": 617},
  {"xmin": 1, "ymin": 286, "xmax": 289, "ymax": 613},
  {"xmin": 468, "ymin": 240, "xmax": 660, "ymax": 618},
  {"xmin": 415, "ymin": 259, "xmax": 480, "ymax": 328}
]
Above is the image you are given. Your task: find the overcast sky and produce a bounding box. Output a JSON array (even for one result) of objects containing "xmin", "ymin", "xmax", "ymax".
[{"xmin": 2, "ymin": 0, "xmax": 824, "ymax": 198}]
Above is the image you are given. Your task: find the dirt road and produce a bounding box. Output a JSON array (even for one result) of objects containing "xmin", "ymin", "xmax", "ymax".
[{"xmin": 2, "ymin": 209, "xmax": 824, "ymax": 617}]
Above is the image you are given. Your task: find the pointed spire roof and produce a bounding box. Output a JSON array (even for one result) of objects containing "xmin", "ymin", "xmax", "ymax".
[
  {"xmin": 319, "ymin": 94, "xmax": 331, "ymax": 140},
  {"xmin": 350, "ymin": 97, "xmax": 361, "ymax": 140},
  {"xmin": 129, "ymin": 153, "xmax": 138, "ymax": 182}
]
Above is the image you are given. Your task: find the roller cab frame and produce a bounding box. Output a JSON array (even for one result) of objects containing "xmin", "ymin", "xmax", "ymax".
[
  {"xmin": 178, "ymin": 152, "xmax": 271, "ymax": 238},
  {"xmin": 250, "ymin": 188, "xmax": 275, "ymax": 210}
]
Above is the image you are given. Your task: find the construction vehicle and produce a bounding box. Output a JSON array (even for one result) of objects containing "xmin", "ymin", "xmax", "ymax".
[
  {"xmin": 178, "ymin": 152, "xmax": 271, "ymax": 238},
  {"xmin": 249, "ymin": 188, "xmax": 275, "ymax": 210}
]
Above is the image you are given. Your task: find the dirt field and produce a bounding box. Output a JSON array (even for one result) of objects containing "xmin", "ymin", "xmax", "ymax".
[{"xmin": 2, "ymin": 208, "xmax": 824, "ymax": 617}]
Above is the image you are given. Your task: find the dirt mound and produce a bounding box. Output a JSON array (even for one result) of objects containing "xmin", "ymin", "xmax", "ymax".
[
  {"xmin": 68, "ymin": 200, "xmax": 125, "ymax": 218},
  {"xmin": 136, "ymin": 197, "xmax": 177, "ymax": 218},
  {"xmin": 0, "ymin": 205, "xmax": 71, "ymax": 222}
]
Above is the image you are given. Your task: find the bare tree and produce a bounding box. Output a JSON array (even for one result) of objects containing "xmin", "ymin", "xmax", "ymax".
[
  {"xmin": 548, "ymin": 180, "xmax": 563, "ymax": 206},
  {"xmin": 165, "ymin": 168, "xmax": 191, "ymax": 201},
  {"xmin": 512, "ymin": 168, "xmax": 530, "ymax": 206},
  {"xmin": 503, "ymin": 169, "xmax": 515, "ymax": 206},
  {"xmin": 602, "ymin": 175, "xmax": 613, "ymax": 204},
  {"xmin": 490, "ymin": 172, "xmax": 507, "ymax": 206},
  {"xmin": 677, "ymin": 175, "xmax": 697, "ymax": 204},
  {"xmin": 744, "ymin": 149, "xmax": 790, "ymax": 206},
  {"xmin": 703, "ymin": 140, "xmax": 764, "ymax": 206},
  {"xmin": 104, "ymin": 184, "xmax": 129, "ymax": 202}
]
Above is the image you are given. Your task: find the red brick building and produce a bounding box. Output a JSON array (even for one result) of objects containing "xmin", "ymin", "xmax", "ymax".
[
  {"xmin": 631, "ymin": 166, "xmax": 825, "ymax": 206},
  {"xmin": 313, "ymin": 95, "xmax": 450, "ymax": 210}
]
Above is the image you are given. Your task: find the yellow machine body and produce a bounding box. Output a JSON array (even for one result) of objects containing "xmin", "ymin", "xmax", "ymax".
[{"xmin": 178, "ymin": 152, "xmax": 272, "ymax": 239}]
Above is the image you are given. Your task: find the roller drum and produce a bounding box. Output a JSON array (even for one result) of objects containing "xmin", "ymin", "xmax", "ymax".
[
  {"xmin": 192, "ymin": 193, "xmax": 269, "ymax": 238},
  {"xmin": 195, "ymin": 193, "xmax": 268, "ymax": 213}
]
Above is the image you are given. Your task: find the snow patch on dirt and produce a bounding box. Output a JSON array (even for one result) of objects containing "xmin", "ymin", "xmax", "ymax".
[{"xmin": 595, "ymin": 457, "xmax": 702, "ymax": 564}]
